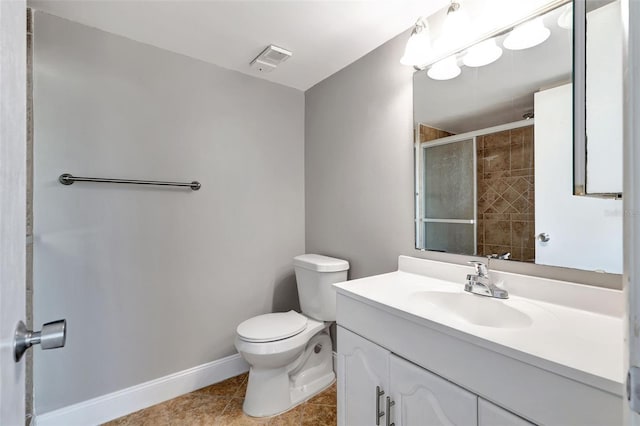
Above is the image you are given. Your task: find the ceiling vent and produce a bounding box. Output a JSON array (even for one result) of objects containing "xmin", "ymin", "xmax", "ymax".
[{"xmin": 250, "ymin": 45, "xmax": 292, "ymax": 73}]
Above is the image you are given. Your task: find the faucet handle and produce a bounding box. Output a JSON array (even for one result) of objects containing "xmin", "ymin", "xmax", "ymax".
[{"xmin": 467, "ymin": 261, "xmax": 488, "ymax": 277}]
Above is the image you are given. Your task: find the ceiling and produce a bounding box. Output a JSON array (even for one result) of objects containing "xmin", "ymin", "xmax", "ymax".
[{"xmin": 28, "ymin": 0, "xmax": 449, "ymax": 91}]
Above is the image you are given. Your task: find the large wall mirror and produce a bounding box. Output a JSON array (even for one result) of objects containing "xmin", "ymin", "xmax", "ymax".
[{"xmin": 413, "ymin": 0, "xmax": 623, "ymax": 274}]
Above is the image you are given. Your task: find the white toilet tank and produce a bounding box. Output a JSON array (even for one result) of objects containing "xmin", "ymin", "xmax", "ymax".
[{"xmin": 293, "ymin": 254, "xmax": 349, "ymax": 321}]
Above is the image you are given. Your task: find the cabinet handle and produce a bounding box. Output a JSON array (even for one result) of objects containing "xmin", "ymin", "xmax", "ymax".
[
  {"xmin": 376, "ymin": 386, "xmax": 385, "ymax": 425},
  {"xmin": 386, "ymin": 396, "xmax": 395, "ymax": 426}
]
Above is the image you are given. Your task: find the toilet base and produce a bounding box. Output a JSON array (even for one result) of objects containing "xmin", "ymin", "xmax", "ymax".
[{"xmin": 242, "ymin": 332, "xmax": 334, "ymax": 417}]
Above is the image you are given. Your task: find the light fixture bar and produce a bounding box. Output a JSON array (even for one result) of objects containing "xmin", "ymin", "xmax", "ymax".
[{"xmin": 415, "ymin": 0, "xmax": 571, "ymax": 70}]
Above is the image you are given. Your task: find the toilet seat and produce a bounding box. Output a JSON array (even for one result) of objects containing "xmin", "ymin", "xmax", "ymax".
[{"xmin": 237, "ymin": 310, "xmax": 308, "ymax": 343}]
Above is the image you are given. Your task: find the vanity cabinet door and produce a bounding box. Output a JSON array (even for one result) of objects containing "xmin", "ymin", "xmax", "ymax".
[
  {"xmin": 389, "ymin": 354, "xmax": 477, "ymax": 426},
  {"xmin": 478, "ymin": 399, "xmax": 535, "ymax": 426},
  {"xmin": 337, "ymin": 326, "xmax": 390, "ymax": 426}
]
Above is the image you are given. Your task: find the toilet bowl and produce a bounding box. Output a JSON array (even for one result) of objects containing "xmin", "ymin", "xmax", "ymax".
[
  {"xmin": 235, "ymin": 312, "xmax": 332, "ymax": 417},
  {"xmin": 234, "ymin": 254, "xmax": 349, "ymax": 417}
]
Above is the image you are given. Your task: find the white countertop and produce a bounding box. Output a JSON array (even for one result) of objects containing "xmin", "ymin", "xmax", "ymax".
[{"xmin": 334, "ymin": 256, "xmax": 624, "ymax": 396}]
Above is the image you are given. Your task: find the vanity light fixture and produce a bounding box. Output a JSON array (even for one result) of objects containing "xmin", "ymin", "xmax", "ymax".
[
  {"xmin": 557, "ymin": 3, "xmax": 573, "ymax": 29},
  {"xmin": 462, "ymin": 37, "xmax": 503, "ymax": 67},
  {"xmin": 427, "ymin": 56, "xmax": 461, "ymax": 80},
  {"xmin": 503, "ymin": 17, "xmax": 551, "ymax": 50},
  {"xmin": 400, "ymin": 17, "xmax": 432, "ymax": 66}
]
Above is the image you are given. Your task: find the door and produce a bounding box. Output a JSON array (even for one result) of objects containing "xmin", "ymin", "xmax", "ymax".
[
  {"xmin": 389, "ymin": 354, "xmax": 477, "ymax": 426},
  {"xmin": 625, "ymin": 0, "xmax": 640, "ymax": 425},
  {"xmin": 0, "ymin": 0, "xmax": 27, "ymax": 424},
  {"xmin": 534, "ymin": 83, "xmax": 622, "ymax": 274},
  {"xmin": 337, "ymin": 326, "xmax": 390, "ymax": 426}
]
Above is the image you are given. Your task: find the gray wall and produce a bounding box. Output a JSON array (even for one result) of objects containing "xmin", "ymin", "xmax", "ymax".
[
  {"xmin": 305, "ymin": 30, "xmax": 416, "ymax": 280},
  {"xmin": 304, "ymin": 29, "xmax": 622, "ymax": 289},
  {"xmin": 33, "ymin": 12, "xmax": 304, "ymax": 413}
]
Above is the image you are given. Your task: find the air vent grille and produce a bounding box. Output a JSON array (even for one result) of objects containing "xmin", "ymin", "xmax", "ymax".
[{"xmin": 250, "ymin": 45, "xmax": 292, "ymax": 73}]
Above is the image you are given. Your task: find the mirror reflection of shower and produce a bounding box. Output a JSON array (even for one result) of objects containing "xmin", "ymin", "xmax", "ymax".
[
  {"xmin": 413, "ymin": 0, "xmax": 623, "ymax": 274},
  {"xmin": 417, "ymin": 121, "xmax": 534, "ymax": 262}
]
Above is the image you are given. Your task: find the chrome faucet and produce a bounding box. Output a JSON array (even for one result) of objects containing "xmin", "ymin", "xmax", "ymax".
[
  {"xmin": 464, "ymin": 261, "xmax": 508, "ymax": 299},
  {"xmin": 487, "ymin": 252, "xmax": 511, "ymax": 260}
]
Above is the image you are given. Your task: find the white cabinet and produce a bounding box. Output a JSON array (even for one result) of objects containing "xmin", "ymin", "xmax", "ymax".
[
  {"xmin": 338, "ymin": 326, "xmax": 390, "ymax": 426},
  {"xmin": 478, "ymin": 399, "xmax": 533, "ymax": 426},
  {"xmin": 338, "ymin": 326, "xmax": 535, "ymax": 426},
  {"xmin": 390, "ymin": 354, "xmax": 477, "ymax": 426}
]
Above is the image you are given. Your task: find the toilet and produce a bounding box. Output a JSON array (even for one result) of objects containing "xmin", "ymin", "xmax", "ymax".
[{"xmin": 234, "ymin": 254, "xmax": 349, "ymax": 417}]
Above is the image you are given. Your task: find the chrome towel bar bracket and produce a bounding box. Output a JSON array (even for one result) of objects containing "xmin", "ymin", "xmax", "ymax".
[{"xmin": 59, "ymin": 173, "xmax": 201, "ymax": 191}]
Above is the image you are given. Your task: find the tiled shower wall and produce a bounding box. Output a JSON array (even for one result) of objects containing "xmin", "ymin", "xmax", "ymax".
[
  {"xmin": 476, "ymin": 126, "xmax": 535, "ymax": 262},
  {"xmin": 419, "ymin": 123, "xmax": 454, "ymax": 142}
]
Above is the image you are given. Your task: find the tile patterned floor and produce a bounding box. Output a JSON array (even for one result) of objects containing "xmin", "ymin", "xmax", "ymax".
[{"xmin": 104, "ymin": 373, "xmax": 337, "ymax": 426}]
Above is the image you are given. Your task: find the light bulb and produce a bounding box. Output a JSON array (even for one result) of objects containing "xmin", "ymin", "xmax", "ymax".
[
  {"xmin": 557, "ymin": 4, "xmax": 573, "ymax": 29},
  {"xmin": 427, "ymin": 56, "xmax": 461, "ymax": 80},
  {"xmin": 462, "ymin": 38, "xmax": 503, "ymax": 67},
  {"xmin": 400, "ymin": 20, "xmax": 432, "ymax": 66},
  {"xmin": 441, "ymin": 1, "xmax": 470, "ymax": 49},
  {"xmin": 400, "ymin": 31, "xmax": 431, "ymax": 66},
  {"xmin": 503, "ymin": 17, "xmax": 550, "ymax": 50}
]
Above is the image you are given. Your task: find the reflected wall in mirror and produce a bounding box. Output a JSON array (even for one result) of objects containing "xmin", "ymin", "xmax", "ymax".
[{"xmin": 413, "ymin": 0, "xmax": 623, "ymax": 274}]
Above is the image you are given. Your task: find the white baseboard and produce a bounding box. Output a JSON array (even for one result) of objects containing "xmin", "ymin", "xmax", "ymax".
[{"xmin": 35, "ymin": 353, "xmax": 249, "ymax": 426}]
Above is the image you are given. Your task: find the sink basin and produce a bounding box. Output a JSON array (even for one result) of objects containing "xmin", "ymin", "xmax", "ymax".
[{"xmin": 411, "ymin": 291, "xmax": 533, "ymax": 329}]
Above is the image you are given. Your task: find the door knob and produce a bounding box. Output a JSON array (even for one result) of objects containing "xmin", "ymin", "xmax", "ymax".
[
  {"xmin": 537, "ymin": 233, "xmax": 550, "ymax": 242},
  {"xmin": 14, "ymin": 319, "xmax": 66, "ymax": 362}
]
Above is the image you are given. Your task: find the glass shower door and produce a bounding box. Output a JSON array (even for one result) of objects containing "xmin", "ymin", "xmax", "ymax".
[{"xmin": 417, "ymin": 137, "xmax": 476, "ymax": 254}]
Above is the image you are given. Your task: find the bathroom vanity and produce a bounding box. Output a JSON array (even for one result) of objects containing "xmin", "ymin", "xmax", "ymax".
[{"xmin": 334, "ymin": 256, "xmax": 623, "ymax": 426}]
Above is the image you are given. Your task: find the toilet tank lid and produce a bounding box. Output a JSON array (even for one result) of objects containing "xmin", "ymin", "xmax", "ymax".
[{"xmin": 294, "ymin": 254, "xmax": 350, "ymax": 272}]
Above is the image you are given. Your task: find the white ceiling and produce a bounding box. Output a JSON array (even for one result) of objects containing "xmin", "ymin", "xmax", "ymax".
[{"xmin": 28, "ymin": 0, "xmax": 449, "ymax": 91}]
